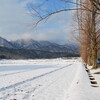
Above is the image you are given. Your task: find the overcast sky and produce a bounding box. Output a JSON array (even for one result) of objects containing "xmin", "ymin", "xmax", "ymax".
[{"xmin": 0, "ymin": 0, "xmax": 75, "ymax": 44}]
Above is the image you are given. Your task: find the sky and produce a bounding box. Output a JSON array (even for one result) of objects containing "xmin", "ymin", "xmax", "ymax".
[{"xmin": 0, "ymin": 0, "xmax": 76, "ymax": 44}]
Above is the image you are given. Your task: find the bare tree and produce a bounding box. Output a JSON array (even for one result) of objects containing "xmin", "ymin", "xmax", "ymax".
[{"xmin": 76, "ymin": 0, "xmax": 100, "ymax": 68}]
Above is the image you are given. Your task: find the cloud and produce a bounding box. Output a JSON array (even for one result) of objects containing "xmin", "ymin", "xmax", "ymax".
[
  {"xmin": 0, "ymin": 0, "xmax": 75, "ymax": 44},
  {"xmin": 31, "ymin": 11, "xmax": 75, "ymax": 44},
  {"xmin": 0, "ymin": 0, "xmax": 34, "ymax": 35}
]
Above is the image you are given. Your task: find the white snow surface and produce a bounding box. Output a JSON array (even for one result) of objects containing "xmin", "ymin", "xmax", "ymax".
[{"xmin": 0, "ymin": 58, "xmax": 100, "ymax": 100}]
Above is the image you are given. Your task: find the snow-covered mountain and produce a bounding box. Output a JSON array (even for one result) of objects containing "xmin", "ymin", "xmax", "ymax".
[
  {"xmin": 0, "ymin": 37, "xmax": 14, "ymax": 48},
  {"xmin": 11, "ymin": 39, "xmax": 41, "ymax": 49},
  {"xmin": 12, "ymin": 39, "xmax": 76, "ymax": 52},
  {"xmin": 0, "ymin": 37, "xmax": 80, "ymax": 59},
  {"xmin": 0, "ymin": 37, "xmax": 79, "ymax": 52}
]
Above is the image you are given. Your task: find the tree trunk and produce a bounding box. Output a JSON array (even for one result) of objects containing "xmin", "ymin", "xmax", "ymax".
[{"xmin": 91, "ymin": 1, "xmax": 97, "ymax": 69}]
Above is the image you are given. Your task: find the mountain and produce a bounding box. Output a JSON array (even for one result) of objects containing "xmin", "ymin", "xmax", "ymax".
[
  {"xmin": 0, "ymin": 47, "xmax": 79, "ymax": 59},
  {"xmin": 0, "ymin": 37, "xmax": 14, "ymax": 48},
  {"xmin": 0, "ymin": 37, "xmax": 80, "ymax": 59},
  {"xmin": 11, "ymin": 39, "xmax": 42, "ymax": 50},
  {"xmin": 11, "ymin": 39, "xmax": 78, "ymax": 52},
  {"xmin": 12, "ymin": 39, "xmax": 63, "ymax": 52},
  {"xmin": 0, "ymin": 37, "xmax": 79, "ymax": 52}
]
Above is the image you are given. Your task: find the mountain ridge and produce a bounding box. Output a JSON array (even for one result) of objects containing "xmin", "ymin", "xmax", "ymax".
[
  {"xmin": 0, "ymin": 37, "xmax": 80, "ymax": 59},
  {"xmin": 0, "ymin": 37, "xmax": 79, "ymax": 52}
]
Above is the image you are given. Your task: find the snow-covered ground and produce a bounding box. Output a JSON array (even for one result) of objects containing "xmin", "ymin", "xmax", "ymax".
[{"xmin": 0, "ymin": 58, "xmax": 99, "ymax": 100}]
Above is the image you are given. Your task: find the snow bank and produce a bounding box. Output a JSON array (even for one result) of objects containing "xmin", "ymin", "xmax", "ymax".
[{"xmin": 67, "ymin": 64, "xmax": 100, "ymax": 100}]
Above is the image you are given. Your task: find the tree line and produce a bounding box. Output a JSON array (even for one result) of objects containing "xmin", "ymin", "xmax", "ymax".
[{"xmin": 76, "ymin": 0, "xmax": 100, "ymax": 68}]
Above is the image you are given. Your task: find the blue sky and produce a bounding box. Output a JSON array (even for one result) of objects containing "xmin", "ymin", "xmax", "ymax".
[{"xmin": 0, "ymin": 0, "xmax": 76, "ymax": 44}]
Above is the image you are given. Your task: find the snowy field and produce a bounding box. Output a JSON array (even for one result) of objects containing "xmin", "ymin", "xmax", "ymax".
[{"xmin": 0, "ymin": 58, "xmax": 100, "ymax": 100}]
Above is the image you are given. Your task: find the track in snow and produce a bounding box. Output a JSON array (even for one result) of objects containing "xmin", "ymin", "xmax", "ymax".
[
  {"xmin": 0, "ymin": 64, "xmax": 72, "ymax": 92},
  {"xmin": 0, "ymin": 59, "xmax": 80, "ymax": 100}
]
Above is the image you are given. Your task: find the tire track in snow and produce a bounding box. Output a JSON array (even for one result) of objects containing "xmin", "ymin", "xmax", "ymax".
[
  {"xmin": 3, "ymin": 63, "xmax": 74, "ymax": 100},
  {"xmin": 0, "ymin": 70, "xmax": 31, "ymax": 77},
  {"xmin": 0, "ymin": 65, "xmax": 56, "ymax": 77},
  {"xmin": 0, "ymin": 64, "xmax": 72, "ymax": 92},
  {"xmin": 18, "ymin": 65, "xmax": 71, "ymax": 100}
]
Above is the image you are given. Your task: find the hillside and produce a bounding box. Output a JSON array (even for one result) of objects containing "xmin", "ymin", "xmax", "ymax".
[
  {"xmin": 0, "ymin": 47, "xmax": 79, "ymax": 59},
  {"xmin": 0, "ymin": 37, "xmax": 79, "ymax": 59}
]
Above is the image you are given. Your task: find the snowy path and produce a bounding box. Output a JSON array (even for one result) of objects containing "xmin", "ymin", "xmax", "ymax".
[{"xmin": 0, "ymin": 59, "xmax": 81, "ymax": 100}]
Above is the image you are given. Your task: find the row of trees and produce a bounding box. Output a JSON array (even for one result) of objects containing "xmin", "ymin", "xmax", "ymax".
[
  {"xmin": 77, "ymin": 0, "xmax": 100, "ymax": 68},
  {"xmin": 30, "ymin": 0, "xmax": 100, "ymax": 68}
]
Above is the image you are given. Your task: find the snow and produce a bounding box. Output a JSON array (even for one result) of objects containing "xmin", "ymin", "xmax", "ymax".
[
  {"xmin": 0, "ymin": 58, "xmax": 100, "ymax": 100},
  {"xmin": 67, "ymin": 64, "xmax": 100, "ymax": 100}
]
